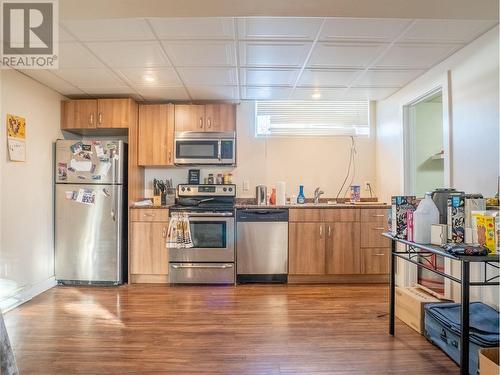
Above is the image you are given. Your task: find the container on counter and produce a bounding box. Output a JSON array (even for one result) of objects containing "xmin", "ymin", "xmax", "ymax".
[
  {"xmin": 207, "ymin": 174, "xmax": 214, "ymax": 184},
  {"xmin": 350, "ymin": 185, "xmax": 361, "ymax": 203},
  {"xmin": 216, "ymin": 173, "xmax": 223, "ymax": 185},
  {"xmin": 269, "ymin": 187, "xmax": 277, "ymax": 205},
  {"xmin": 297, "ymin": 185, "xmax": 305, "ymax": 204},
  {"xmin": 413, "ymin": 193, "xmax": 440, "ymax": 244}
]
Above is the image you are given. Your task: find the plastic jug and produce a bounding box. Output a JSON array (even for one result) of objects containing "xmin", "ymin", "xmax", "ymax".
[{"xmin": 413, "ymin": 193, "xmax": 440, "ymax": 244}]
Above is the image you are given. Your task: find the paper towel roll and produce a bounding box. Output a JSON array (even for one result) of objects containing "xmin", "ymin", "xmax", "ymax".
[{"xmin": 276, "ymin": 181, "xmax": 286, "ymax": 206}]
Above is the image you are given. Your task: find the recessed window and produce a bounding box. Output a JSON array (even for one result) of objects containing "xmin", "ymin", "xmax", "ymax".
[{"xmin": 255, "ymin": 100, "xmax": 370, "ymax": 137}]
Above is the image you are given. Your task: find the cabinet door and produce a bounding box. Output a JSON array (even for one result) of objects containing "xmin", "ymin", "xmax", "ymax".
[
  {"xmin": 130, "ymin": 222, "xmax": 169, "ymax": 275},
  {"xmin": 205, "ymin": 104, "xmax": 236, "ymax": 132},
  {"xmin": 289, "ymin": 223, "xmax": 325, "ymax": 275},
  {"xmin": 61, "ymin": 99, "xmax": 97, "ymax": 129},
  {"xmin": 97, "ymin": 98, "xmax": 133, "ymax": 128},
  {"xmin": 361, "ymin": 248, "xmax": 390, "ymax": 274},
  {"xmin": 138, "ymin": 104, "xmax": 174, "ymax": 166},
  {"xmin": 174, "ymin": 104, "xmax": 205, "ymax": 132},
  {"xmin": 326, "ymin": 222, "xmax": 361, "ymax": 274}
]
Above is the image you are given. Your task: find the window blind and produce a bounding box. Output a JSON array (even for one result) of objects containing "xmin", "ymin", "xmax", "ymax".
[{"xmin": 255, "ymin": 100, "xmax": 370, "ymax": 137}]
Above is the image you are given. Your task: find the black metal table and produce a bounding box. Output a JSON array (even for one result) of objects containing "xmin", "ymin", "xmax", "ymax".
[{"xmin": 383, "ymin": 233, "xmax": 500, "ymax": 375}]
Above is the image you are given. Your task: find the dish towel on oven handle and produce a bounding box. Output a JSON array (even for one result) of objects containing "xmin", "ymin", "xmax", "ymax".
[{"xmin": 166, "ymin": 212, "xmax": 194, "ymax": 248}]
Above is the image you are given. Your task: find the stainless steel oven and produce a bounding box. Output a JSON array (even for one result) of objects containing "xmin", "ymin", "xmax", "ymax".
[
  {"xmin": 174, "ymin": 132, "xmax": 236, "ymax": 165},
  {"xmin": 169, "ymin": 212, "xmax": 235, "ymax": 263}
]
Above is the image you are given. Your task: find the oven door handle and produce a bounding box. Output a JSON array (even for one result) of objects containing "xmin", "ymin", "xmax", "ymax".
[
  {"xmin": 171, "ymin": 264, "xmax": 233, "ymax": 269},
  {"xmin": 185, "ymin": 212, "xmax": 234, "ymax": 217}
]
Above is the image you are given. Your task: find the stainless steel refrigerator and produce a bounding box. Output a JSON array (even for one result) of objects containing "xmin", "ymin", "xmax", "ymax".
[{"xmin": 55, "ymin": 139, "xmax": 127, "ymax": 285}]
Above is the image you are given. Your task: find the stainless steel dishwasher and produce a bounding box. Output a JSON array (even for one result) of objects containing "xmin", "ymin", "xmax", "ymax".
[{"xmin": 236, "ymin": 209, "xmax": 288, "ymax": 283}]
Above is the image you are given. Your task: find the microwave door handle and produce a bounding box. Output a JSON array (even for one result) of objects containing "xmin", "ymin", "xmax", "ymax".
[{"xmin": 217, "ymin": 140, "xmax": 222, "ymax": 161}]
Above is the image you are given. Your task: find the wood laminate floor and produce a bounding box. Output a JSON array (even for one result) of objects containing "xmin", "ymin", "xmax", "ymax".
[{"xmin": 5, "ymin": 284, "xmax": 457, "ymax": 375}]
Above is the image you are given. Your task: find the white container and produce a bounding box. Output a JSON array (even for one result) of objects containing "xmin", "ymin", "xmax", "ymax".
[
  {"xmin": 276, "ymin": 181, "xmax": 286, "ymax": 206},
  {"xmin": 413, "ymin": 194, "xmax": 440, "ymax": 244}
]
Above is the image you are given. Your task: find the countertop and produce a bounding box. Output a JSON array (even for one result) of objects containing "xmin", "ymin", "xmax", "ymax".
[{"xmin": 235, "ymin": 203, "xmax": 389, "ymax": 209}]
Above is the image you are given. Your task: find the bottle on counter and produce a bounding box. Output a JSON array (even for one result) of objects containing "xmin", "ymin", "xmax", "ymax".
[
  {"xmin": 216, "ymin": 173, "xmax": 223, "ymax": 185},
  {"xmin": 207, "ymin": 174, "xmax": 214, "ymax": 184},
  {"xmin": 413, "ymin": 193, "xmax": 440, "ymax": 244},
  {"xmin": 269, "ymin": 187, "xmax": 277, "ymax": 205},
  {"xmin": 297, "ymin": 185, "xmax": 306, "ymax": 204}
]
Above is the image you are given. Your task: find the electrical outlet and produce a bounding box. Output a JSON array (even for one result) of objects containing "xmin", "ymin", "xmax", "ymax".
[
  {"xmin": 243, "ymin": 180, "xmax": 250, "ymax": 191},
  {"xmin": 364, "ymin": 181, "xmax": 371, "ymax": 191}
]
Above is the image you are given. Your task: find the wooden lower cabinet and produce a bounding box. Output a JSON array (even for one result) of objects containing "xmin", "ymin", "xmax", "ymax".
[
  {"xmin": 288, "ymin": 208, "xmax": 390, "ymax": 280},
  {"xmin": 361, "ymin": 248, "xmax": 390, "ymax": 274},
  {"xmin": 130, "ymin": 209, "xmax": 169, "ymax": 283},
  {"xmin": 289, "ymin": 222, "xmax": 325, "ymax": 275},
  {"xmin": 326, "ymin": 222, "xmax": 361, "ymax": 275}
]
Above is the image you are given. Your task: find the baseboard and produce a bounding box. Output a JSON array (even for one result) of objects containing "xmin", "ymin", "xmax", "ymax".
[
  {"xmin": 288, "ymin": 274, "xmax": 389, "ymax": 284},
  {"xmin": 2, "ymin": 276, "xmax": 56, "ymax": 312}
]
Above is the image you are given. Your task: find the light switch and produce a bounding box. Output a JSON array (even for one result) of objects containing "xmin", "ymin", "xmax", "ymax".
[{"xmin": 243, "ymin": 180, "xmax": 250, "ymax": 191}]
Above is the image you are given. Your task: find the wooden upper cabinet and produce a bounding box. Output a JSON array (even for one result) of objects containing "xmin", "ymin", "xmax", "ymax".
[
  {"xmin": 175, "ymin": 104, "xmax": 205, "ymax": 132},
  {"xmin": 61, "ymin": 98, "xmax": 136, "ymax": 130},
  {"xmin": 326, "ymin": 222, "xmax": 361, "ymax": 275},
  {"xmin": 174, "ymin": 104, "xmax": 236, "ymax": 132},
  {"xmin": 205, "ymin": 104, "xmax": 236, "ymax": 132},
  {"xmin": 97, "ymin": 98, "xmax": 134, "ymax": 128},
  {"xmin": 61, "ymin": 99, "xmax": 97, "ymax": 129},
  {"xmin": 138, "ymin": 104, "xmax": 174, "ymax": 166},
  {"xmin": 289, "ymin": 222, "xmax": 326, "ymax": 275}
]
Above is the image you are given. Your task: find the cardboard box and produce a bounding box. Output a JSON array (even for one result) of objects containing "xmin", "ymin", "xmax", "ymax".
[
  {"xmin": 395, "ymin": 286, "xmax": 444, "ymax": 334},
  {"xmin": 472, "ymin": 210, "xmax": 498, "ymax": 254},
  {"xmin": 391, "ymin": 196, "xmax": 417, "ymax": 240},
  {"xmin": 448, "ymin": 193, "xmax": 465, "ymax": 243},
  {"xmin": 479, "ymin": 348, "xmax": 499, "ymax": 375}
]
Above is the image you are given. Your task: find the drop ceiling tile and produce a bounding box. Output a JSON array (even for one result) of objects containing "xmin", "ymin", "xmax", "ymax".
[
  {"xmin": 135, "ymin": 86, "xmax": 190, "ymax": 100},
  {"xmin": 177, "ymin": 67, "xmax": 237, "ymax": 85},
  {"xmin": 237, "ymin": 17, "xmax": 322, "ymax": 40},
  {"xmin": 242, "ymin": 86, "xmax": 293, "ymax": 100},
  {"xmin": 61, "ymin": 18, "xmax": 154, "ymax": 41},
  {"xmin": 291, "ymin": 87, "xmax": 347, "ymax": 100},
  {"xmin": 239, "ymin": 41, "xmax": 312, "ymax": 67},
  {"xmin": 240, "ymin": 68, "xmax": 299, "ymax": 86},
  {"xmin": 187, "ymin": 86, "xmax": 238, "ymax": 100},
  {"xmin": 298, "ymin": 69, "xmax": 362, "ymax": 87},
  {"xmin": 320, "ymin": 18, "xmax": 411, "ymax": 42},
  {"xmin": 401, "ymin": 19, "xmax": 497, "ymax": 43},
  {"xmin": 59, "ymin": 42, "xmax": 104, "ymax": 68},
  {"xmin": 162, "ymin": 41, "xmax": 236, "ymax": 67},
  {"xmin": 53, "ymin": 68, "xmax": 127, "ymax": 87},
  {"xmin": 116, "ymin": 67, "xmax": 181, "ymax": 86},
  {"xmin": 86, "ymin": 41, "xmax": 169, "ymax": 68},
  {"xmin": 374, "ymin": 43, "xmax": 460, "ymax": 69},
  {"xmin": 22, "ymin": 70, "xmax": 85, "ymax": 95},
  {"xmin": 354, "ymin": 69, "xmax": 424, "ymax": 87},
  {"xmin": 344, "ymin": 87, "xmax": 398, "ymax": 100},
  {"xmin": 81, "ymin": 86, "xmax": 137, "ymax": 96},
  {"xmin": 308, "ymin": 43, "xmax": 386, "ymax": 68},
  {"xmin": 149, "ymin": 17, "xmax": 234, "ymax": 40}
]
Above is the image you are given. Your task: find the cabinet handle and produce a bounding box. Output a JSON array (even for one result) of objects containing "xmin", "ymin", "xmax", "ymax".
[
  {"xmin": 199, "ymin": 117, "xmax": 204, "ymax": 129},
  {"xmin": 98, "ymin": 112, "xmax": 103, "ymax": 125},
  {"xmin": 372, "ymin": 227, "xmax": 385, "ymax": 231},
  {"xmin": 162, "ymin": 226, "xmax": 167, "ymax": 238},
  {"xmin": 328, "ymin": 225, "xmax": 331, "ymax": 237},
  {"xmin": 372, "ymin": 214, "xmax": 385, "ymax": 217},
  {"xmin": 319, "ymin": 225, "xmax": 323, "ymax": 238},
  {"xmin": 89, "ymin": 113, "xmax": 94, "ymax": 125},
  {"xmin": 207, "ymin": 118, "xmax": 212, "ymax": 128},
  {"xmin": 168, "ymin": 151, "xmax": 172, "ymax": 163},
  {"xmin": 143, "ymin": 213, "xmax": 155, "ymax": 217},
  {"xmin": 374, "ymin": 253, "xmax": 386, "ymax": 256}
]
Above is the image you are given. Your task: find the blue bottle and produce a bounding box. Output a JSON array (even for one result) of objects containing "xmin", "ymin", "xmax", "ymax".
[{"xmin": 297, "ymin": 185, "xmax": 305, "ymax": 204}]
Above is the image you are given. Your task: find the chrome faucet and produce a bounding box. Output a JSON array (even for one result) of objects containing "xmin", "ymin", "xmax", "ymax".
[{"xmin": 313, "ymin": 187, "xmax": 324, "ymax": 204}]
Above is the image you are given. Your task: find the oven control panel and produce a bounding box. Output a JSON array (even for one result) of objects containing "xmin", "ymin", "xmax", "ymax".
[{"xmin": 177, "ymin": 184, "xmax": 236, "ymax": 197}]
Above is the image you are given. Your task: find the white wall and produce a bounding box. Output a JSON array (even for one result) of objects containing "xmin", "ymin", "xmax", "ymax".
[
  {"xmin": 145, "ymin": 101, "xmax": 378, "ymax": 201},
  {"xmin": 0, "ymin": 70, "xmax": 63, "ymax": 309},
  {"xmin": 376, "ymin": 26, "xmax": 499, "ymax": 202},
  {"xmin": 376, "ymin": 27, "xmax": 499, "ymax": 307}
]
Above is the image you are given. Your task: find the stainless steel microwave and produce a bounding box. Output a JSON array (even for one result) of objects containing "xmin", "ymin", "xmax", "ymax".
[{"xmin": 174, "ymin": 132, "xmax": 236, "ymax": 165}]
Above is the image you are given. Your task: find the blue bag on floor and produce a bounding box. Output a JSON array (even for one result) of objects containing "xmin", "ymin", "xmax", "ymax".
[{"xmin": 424, "ymin": 302, "xmax": 500, "ymax": 375}]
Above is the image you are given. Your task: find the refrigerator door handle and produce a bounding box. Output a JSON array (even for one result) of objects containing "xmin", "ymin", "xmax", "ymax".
[{"xmin": 111, "ymin": 209, "xmax": 116, "ymax": 221}]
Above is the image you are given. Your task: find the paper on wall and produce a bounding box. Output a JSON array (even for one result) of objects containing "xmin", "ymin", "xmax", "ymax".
[
  {"xmin": 8, "ymin": 138, "xmax": 26, "ymax": 161},
  {"xmin": 70, "ymin": 159, "xmax": 92, "ymax": 172}
]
